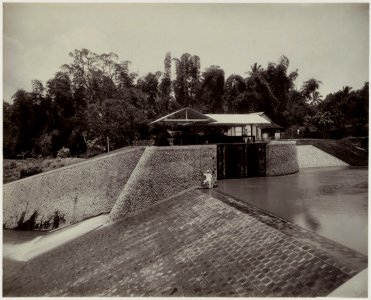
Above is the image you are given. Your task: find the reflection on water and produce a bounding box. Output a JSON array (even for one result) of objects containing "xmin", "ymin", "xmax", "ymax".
[
  {"xmin": 3, "ymin": 229, "xmax": 47, "ymax": 244},
  {"xmin": 217, "ymin": 166, "xmax": 368, "ymax": 256}
]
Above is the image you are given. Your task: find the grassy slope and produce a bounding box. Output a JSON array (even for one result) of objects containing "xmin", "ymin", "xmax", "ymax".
[{"xmin": 296, "ymin": 138, "xmax": 368, "ymax": 166}]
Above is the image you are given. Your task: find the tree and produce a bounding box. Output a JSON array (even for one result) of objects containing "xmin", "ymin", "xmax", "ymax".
[
  {"xmin": 319, "ymin": 82, "xmax": 368, "ymax": 137},
  {"xmin": 114, "ymin": 60, "xmax": 137, "ymax": 98},
  {"xmin": 248, "ymin": 63, "xmax": 262, "ymax": 76},
  {"xmin": 200, "ymin": 65, "xmax": 225, "ymax": 113},
  {"xmin": 62, "ymin": 49, "xmax": 122, "ymax": 105},
  {"xmin": 301, "ymin": 78, "xmax": 323, "ymax": 105},
  {"xmin": 224, "ymin": 74, "xmax": 246, "ymax": 112},
  {"xmin": 242, "ymin": 56, "xmax": 298, "ymax": 124},
  {"xmin": 137, "ymin": 72, "xmax": 161, "ymax": 118},
  {"xmin": 173, "ymin": 53, "xmax": 201, "ymax": 107},
  {"xmin": 263, "ymin": 56, "xmax": 298, "ymax": 115},
  {"xmin": 100, "ymin": 98, "xmax": 146, "ymax": 147},
  {"xmin": 3, "ymin": 49, "xmax": 368, "ymax": 158},
  {"xmin": 11, "ymin": 89, "xmax": 35, "ymax": 154},
  {"xmin": 311, "ymin": 91, "xmax": 323, "ymax": 106},
  {"xmin": 285, "ymin": 90, "xmax": 313, "ymax": 126},
  {"xmin": 47, "ymin": 72, "xmax": 74, "ymax": 118},
  {"xmin": 307, "ymin": 111, "xmax": 334, "ymax": 138},
  {"xmin": 341, "ymin": 86, "xmax": 353, "ymax": 96},
  {"xmin": 31, "ymin": 80, "xmax": 45, "ymax": 102},
  {"xmin": 3, "ymin": 101, "xmax": 17, "ymax": 157},
  {"xmin": 158, "ymin": 52, "xmax": 172, "ymax": 113}
]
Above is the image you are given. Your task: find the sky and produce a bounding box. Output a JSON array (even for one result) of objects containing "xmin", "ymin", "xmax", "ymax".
[{"xmin": 3, "ymin": 3, "xmax": 369, "ymax": 103}]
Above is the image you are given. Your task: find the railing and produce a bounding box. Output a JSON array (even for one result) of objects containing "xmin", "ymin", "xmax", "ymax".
[{"xmin": 243, "ymin": 135, "xmax": 255, "ymax": 143}]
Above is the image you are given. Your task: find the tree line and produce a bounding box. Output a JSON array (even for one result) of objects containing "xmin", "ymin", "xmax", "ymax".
[{"xmin": 3, "ymin": 48, "xmax": 368, "ymax": 158}]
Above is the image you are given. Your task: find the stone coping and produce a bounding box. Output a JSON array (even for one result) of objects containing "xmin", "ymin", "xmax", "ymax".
[
  {"xmin": 148, "ymin": 145, "xmax": 216, "ymax": 150},
  {"xmin": 268, "ymin": 140, "xmax": 297, "ymax": 145}
]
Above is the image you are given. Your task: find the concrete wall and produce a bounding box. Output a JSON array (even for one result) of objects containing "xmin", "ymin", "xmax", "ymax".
[
  {"xmin": 3, "ymin": 147, "xmax": 145, "ymax": 229},
  {"xmin": 297, "ymin": 145, "xmax": 349, "ymax": 168},
  {"xmin": 110, "ymin": 145, "xmax": 216, "ymax": 220},
  {"xmin": 266, "ymin": 141, "xmax": 299, "ymax": 176}
]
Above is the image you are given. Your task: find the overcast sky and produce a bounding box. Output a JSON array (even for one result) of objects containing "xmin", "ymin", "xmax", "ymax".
[{"xmin": 3, "ymin": 3, "xmax": 369, "ymax": 102}]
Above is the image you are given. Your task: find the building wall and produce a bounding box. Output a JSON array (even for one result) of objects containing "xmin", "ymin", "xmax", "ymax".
[
  {"xmin": 109, "ymin": 145, "xmax": 217, "ymax": 221},
  {"xmin": 266, "ymin": 141, "xmax": 299, "ymax": 176},
  {"xmin": 3, "ymin": 147, "xmax": 145, "ymax": 229},
  {"xmin": 258, "ymin": 127, "xmax": 262, "ymax": 140},
  {"xmin": 227, "ymin": 125, "xmax": 262, "ymax": 140}
]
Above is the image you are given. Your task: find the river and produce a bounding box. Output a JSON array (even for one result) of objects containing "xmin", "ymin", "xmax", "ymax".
[{"xmin": 217, "ymin": 166, "xmax": 368, "ymax": 256}]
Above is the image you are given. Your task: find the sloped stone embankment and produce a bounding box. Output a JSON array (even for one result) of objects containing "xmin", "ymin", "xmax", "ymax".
[
  {"xmin": 3, "ymin": 189, "xmax": 367, "ymax": 297},
  {"xmin": 109, "ymin": 145, "xmax": 217, "ymax": 220},
  {"xmin": 297, "ymin": 145, "xmax": 349, "ymax": 168},
  {"xmin": 3, "ymin": 147, "xmax": 145, "ymax": 229}
]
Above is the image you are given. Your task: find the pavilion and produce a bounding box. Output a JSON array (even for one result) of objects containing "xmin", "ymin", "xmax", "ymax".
[{"xmin": 149, "ymin": 107, "xmax": 283, "ymax": 144}]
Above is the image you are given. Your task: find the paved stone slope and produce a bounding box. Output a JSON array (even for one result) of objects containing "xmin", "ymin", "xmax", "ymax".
[
  {"xmin": 3, "ymin": 147, "xmax": 144, "ymax": 230},
  {"xmin": 110, "ymin": 145, "xmax": 216, "ymax": 220},
  {"xmin": 297, "ymin": 145, "xmax": 349, "ymax": 168},
  {"xmin": 3, "ymin": 189, "xmax": 367, "ymax": 297}
]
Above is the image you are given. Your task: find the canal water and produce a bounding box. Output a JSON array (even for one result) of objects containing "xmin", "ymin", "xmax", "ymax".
[{"xmin": 217, "ymin": 166, "xmax": 368, "ymax": 256}]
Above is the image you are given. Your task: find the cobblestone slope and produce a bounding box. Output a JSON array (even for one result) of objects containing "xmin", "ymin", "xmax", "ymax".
[
  {"xmin": 109, "ymin": 145, "xmax": 216, "ymax": 220},
  {"xmin": 4, "ymin": 189, "xmax": 367, "ymax": 297}
]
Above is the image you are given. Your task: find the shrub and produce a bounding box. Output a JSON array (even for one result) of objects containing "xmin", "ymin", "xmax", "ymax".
[
  {"xmin": 86, "ymin": 138, "xmax": 106, "ymax": 158},
  {"xmin": 20, "ymin": 165, "xmax": 43, "ymax": 179},
  {"xmin": 57, "ymin": 147, "xmax": 70, "ymax": 158}
]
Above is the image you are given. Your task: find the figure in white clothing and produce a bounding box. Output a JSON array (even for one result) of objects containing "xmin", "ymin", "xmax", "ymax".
[{"xmin": 203, "ymin": 170, "xmax": 213, "ymax": 189}]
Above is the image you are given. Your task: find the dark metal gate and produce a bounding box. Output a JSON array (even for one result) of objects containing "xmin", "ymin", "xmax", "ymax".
[{"xmin": 217, "ymin": 143, "xmax": 267, "ymax": 180}]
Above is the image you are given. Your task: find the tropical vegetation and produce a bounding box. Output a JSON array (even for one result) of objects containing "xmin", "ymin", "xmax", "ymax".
[{"xmin": 3, "ymin": 49, "xmax": 368, "ymax": 158}]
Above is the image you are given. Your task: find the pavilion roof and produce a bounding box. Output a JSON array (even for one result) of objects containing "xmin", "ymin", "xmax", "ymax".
[
  {"xmin": 149, "ymin": 108, "xmax": 273, "ymax": 126},
  {"xmin": 149, "ymin": 107, "xmax": 216, "ymax": 125}
]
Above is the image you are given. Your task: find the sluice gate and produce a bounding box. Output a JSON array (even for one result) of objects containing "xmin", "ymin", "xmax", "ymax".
[{"xmin": 216, "ymin": 143, "xmax": 267, "ymax": 180}]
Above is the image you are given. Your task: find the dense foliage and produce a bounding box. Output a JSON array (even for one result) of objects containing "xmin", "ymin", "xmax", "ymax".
[{"xmin": 3, "ymin": 49, "xmax": 368, "ymax": 158}]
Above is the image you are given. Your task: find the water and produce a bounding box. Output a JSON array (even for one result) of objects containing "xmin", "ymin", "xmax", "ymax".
[
  {"xmin": 3, "ymin": 230, "xmax": 47, "ymax": 244},
  {"xmin": 217, "ymin": 166, "xmax": 368, "ymax": 256},
  {"xmin": 3, "ymin": 215, "xmax": 109, "ymax": 261}
]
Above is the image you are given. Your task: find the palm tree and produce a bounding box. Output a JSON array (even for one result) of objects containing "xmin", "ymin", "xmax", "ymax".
[
  {"xmin": 301, "ymin": 78, "xmax": 322, "ymax": 104},
  {"xmin": 342, "ymin": 86, "xmax": 353, "ymax": 96},
  {"xmin": 247, "ymin": 63, "xmax": 262, "ymax": 76},
  {"xmin": 311, "ymin": 91, "xmax": 323, "ymax": 106}
]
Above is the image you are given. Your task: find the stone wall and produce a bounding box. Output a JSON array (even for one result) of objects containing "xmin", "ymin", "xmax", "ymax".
[
  {"xmin": 266, "ymin": 141, "xmax": 299, "ymax": 176},
  {"xmin": 3, "ymin": 147, "xmax": 145, "ymax": 229},
  {"xmin": 109, "ymin": 145, "xmax": 217, "ymax": 220},
  {"xmin": 297, "ymin": 145, "xmax": 349, "ymax": 168}
]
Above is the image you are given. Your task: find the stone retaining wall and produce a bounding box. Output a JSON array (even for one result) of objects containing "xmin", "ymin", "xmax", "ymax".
[
  {"xmin": 266, "ymin": 141, "xmax": 299, "ymax": 176},
  {"xmin": 109, "ymin": 145, "xmax": 217, "ymax": 220},
  {"xmin": 297, "ymin": 145, "xmax": 349, "ymax": 168},
  {"xmin": 3, "ymin": 147, "xmax": 145, "ymax": 229}
]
